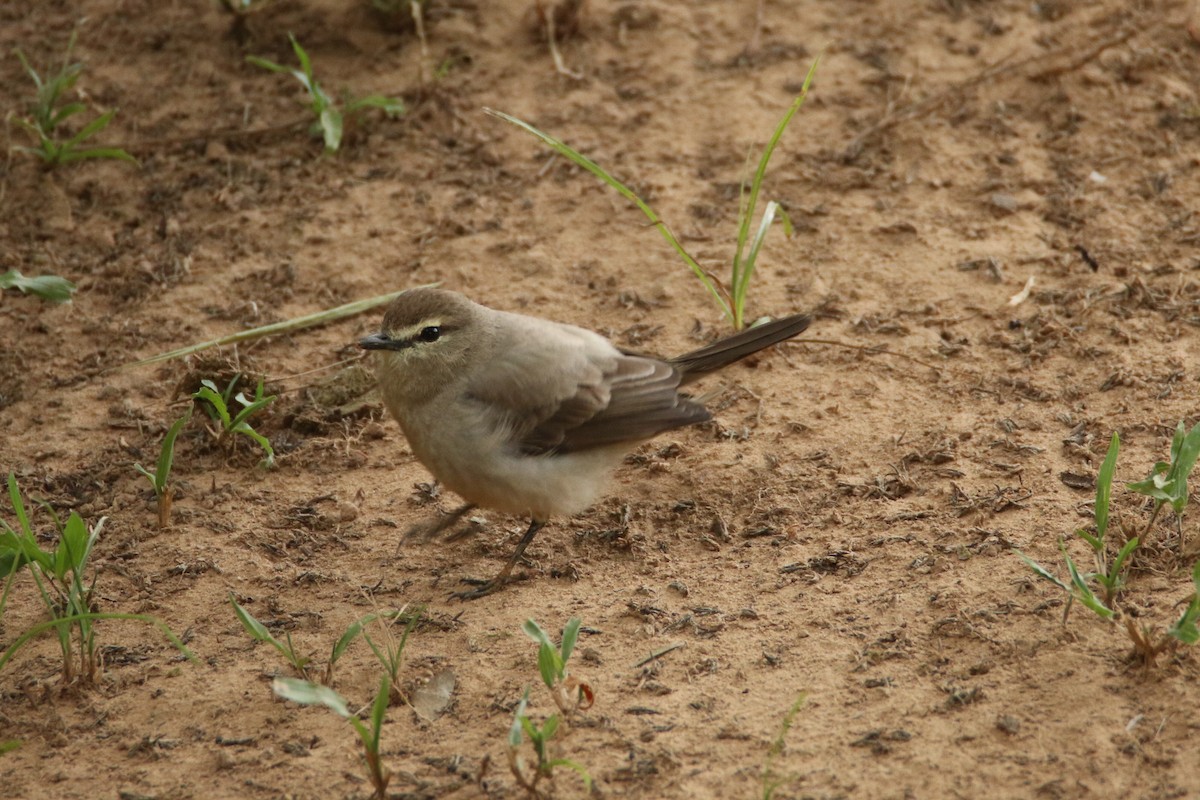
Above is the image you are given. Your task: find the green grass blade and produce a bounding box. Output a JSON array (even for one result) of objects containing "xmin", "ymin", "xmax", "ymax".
[
  {"xmin": 509, "ymin": 690, "xmax": 530, "ymax": 747},
  {"xmin": 543, "ymin": 758, "xmax": 592, "ymax": 790},
  {"xmin": 0, "ymin": 611, "xmax": 198, "ymax": 673},
  {"xmin": 229, "ymin": 593, "xmax": 281, "ymax": 647},
  {"xmin": 154, "ymin": 410, "xmax": 192, "ymax": 493},
  {"xmin": 1060, "ymin": 544, "xmax": 1113, "ymax": 619},
  {"xmin": 731, "ymin": 56, "xmax": 820, "ymax": 327},
  {"xmin": 120, "ymin": 287, "xmax": 421, "ymax": 369},
  {"xmin": 369, "ymin": 674, "xmax": 390, "ymax": 747},
  {"xmin": 560, "ymin": 617, "xmax": 581, "ymax": 665},
  {"xmin": 1015, "ymin": 549, "xmax": 1070, "ymax": 592},
  {"xmin": 64, "ymin": 108, "xmax": 115, "ymax": 148},
  {"xmin": 485, "ymin": 107, "xmax": 732, "ymax": 323},
  {"xmin": 1094, "ymin": 432, "xmax": 1119, "ymax": 539}
]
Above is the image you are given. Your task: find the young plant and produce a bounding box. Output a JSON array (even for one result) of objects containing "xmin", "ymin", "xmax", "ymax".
[
  {"xmin": 507, "ymin": 688, "xmax": 591, "ymax": 796},
  {"xmin": 522, "ymin": 617, "xmax": 593, "ymax": 714},
  {"xmin": 247, "ymin": 35, "xmax": 404, "ymax": 153},
  {"xmin": 134, "ymin": 409, "xmax": 192, "ymax": 529},
  {"xmin": 1127, "ymin": 419, "xmax": 1200, "ymax": 543},
  {"xmin": 761, "ymin": 694, "xmax": 807, "ymax": 800},
  {"xmin": 0, "ymin": 474, "xmax": 195, "ymax": 683},
  {"xmin": 273, "ymin": 675, "xmax": 392, "ymax": 799},
  {"xmin": 1125, "ymin": 561, "xmax": 1200, "ymax": 662},
  {"xmin": 1018, "ymin": 433, "xmax": 1127, "ymax": 621},
  {"xmin": 1016, "ymin": 424, "xmax": 1200, "ymax": 665},
  {"xmin": 13, "ymin": 32, "xmax": 136, "ymax": 167},
  {"xmin": 0, "ymin": 270, "xmax": 76, "ymax": 303},
  {"xmin": 230, "ymin": 593, "xmax": 311, "ymax": 677},
  {"xmin": 193, "ymin": 375, "xmax": 276, "ymax": 467},
  {"xmin": 487, "ymin": 56, "xmax": 819, "ymax": 330},
  {"xmin": 323, "ymin": 605, "xmax": 421, "ymax": 688}
]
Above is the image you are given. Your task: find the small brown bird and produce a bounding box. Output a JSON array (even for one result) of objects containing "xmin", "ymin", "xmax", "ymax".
[{"xmin": 360, "ymin": 288, "xmax": 811, "ymax": 598}]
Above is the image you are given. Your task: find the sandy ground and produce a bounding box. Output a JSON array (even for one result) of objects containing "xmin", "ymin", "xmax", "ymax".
[{"xmin": 3, "ymin": 0, "xmax": 1200, "ymax": 798}]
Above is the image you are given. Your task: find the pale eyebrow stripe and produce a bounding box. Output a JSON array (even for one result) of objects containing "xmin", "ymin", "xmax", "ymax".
[{"xmin": 388, "ymin": 318, "xmax": 443, "ymax": 341}]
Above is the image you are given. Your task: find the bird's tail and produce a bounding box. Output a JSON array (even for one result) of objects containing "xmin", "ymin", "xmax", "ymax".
[{"xmin": 672, "ymin": 312, "xmax": 811, "ymax": 383}]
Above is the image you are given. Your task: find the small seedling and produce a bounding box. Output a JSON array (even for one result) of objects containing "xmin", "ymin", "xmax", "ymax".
[
  {"xmin": 761, "ymin": 693, "xmax": 807, "ymax": 800},
  {"xmin": 13, "ymin": 32, "xmax": 136, "ymax": 167},
  {"xmin": 323, "ymin": 605, "xmax": 421, "ymax": 688},
  {"xmin": 1127, "ymin": 419, "xmax": 1200, "ymax": 543},
  {"xmin": 0, "ymin": 474, "xmax": 195, "ymax": 683},
  {"xmin": 0, "ymin": 269, "xmax": 76, "ymax": 303},
  {"xmin": 193, "ymin": 375, "xmax": 276, "ymax": 467},
  {"xmin": 487, "ymin": 56, "xmax": 819, "ymax": 330},
  {"xmin": 230, "ymin": 593, "xmax": 311, "ymax": 677},
  {"xmin": 247, "ymin": 35, "xmax": 404, "ymax": 152},
  {"xmin": 134, "ymin": 409, "xmax": 192, "ymax": 529},
  {"xmin": 522, "ymin": 617, "xmax": 593, "ymax": 715},
  {"xmin": 507, "ymin": 688, "xmax": 591, "ymax": 796},
  {"xmin": 273, "ymin": 675, "xmax": 392, "ymax": 799},
  {"xmin": 1017, "ymin": 424, "xmax": 1200, "ymax": 665}
]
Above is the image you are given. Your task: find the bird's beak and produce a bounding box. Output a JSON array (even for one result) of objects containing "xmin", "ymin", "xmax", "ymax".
[{"xmin": 359, "ymin": 332, "xmax": 405, "ymax": 351}]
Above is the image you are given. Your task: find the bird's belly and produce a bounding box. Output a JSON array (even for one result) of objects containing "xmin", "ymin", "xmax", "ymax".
[{"xmin": 397, "ymin": 412, "xmax": 624, "ymax": 519}]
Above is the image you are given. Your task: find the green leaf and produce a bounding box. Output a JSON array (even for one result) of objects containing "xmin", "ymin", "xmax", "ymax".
[
  {"xmin": 58, "ymin": 146, "xmax": 137, "ymax": 165},
  {"xmin": 369, "ymin": 674, "xmax": 390, "ymax": 748},
  {"xmin": 348, "ymin": 95, "xmax": 405, "ymax": 117},
  {"xmin": 1109, "ymin": 537, "xmax": 1140, "ymax": 578},
  {"xmin": 537, "ymin": 642, "xmax": 560, "ymax": 689},
  {"xmin": 484, "ymin": 107, "xmax": 731, "ymax": 323},
  {"xmin": 522, "ymin": 619, "xmax": 555, "ymax": 650},
  {"xmin": 153, "ymin": 410, "xmax": 192, "ymax": 494},
  {"xmin": 730, "ymin": 56, "xmax": 819, "ymax": 329},
  {"xmin": 1168, "ymin": 561, "xmax": 1200, "ymax": 645},
  {"xmin": 541, "ymin": 713, "xmax": 560, "ymax": 741},
  {"xmin": 1015, "ymin": 549, "xmax": 1070, "ymax": 592},
  {"xmin": 319, "ymin": 106, "xmax": 343, "ymax": 151},
  {"xmin": 246, "ymin": 55, "xmax": 288, "ymax": 74},
  {"xmin": 1061, "ymin": 544, "xmax": 1113, "ymax": 619},
  {"xmin": 543, "ymin": 757, "xmax": 592, "ymax": 790},
  {"xmin": 0, "ymin": 270, "xmax": 76, "ymax": 303},
  {"xmin": 272, "ymin": 676, "xmax": 353, "ymax": 718},
  {"xmin": 560, "ymin": 617, "xmax": 581, "ymax": 665},
  {"xmin": 194, "ymin": 383, "xmax": 233, "ymax": 429},
  {"xmin": 0, "ymin": 740, "xmax": 20, "ymax": 755},
  {"xmin": 1095, "ymin": 432, "xmax": 1119, "ymax": 540},
  {"xmin": 64, "ymin": 108, "xmax": 116, "ymax": 148},
  {"xmin": 229, "ymin": 593, "xmax": 279, "ymax": 645},
  {"xmin": 330, "ymin": 611, "xmax": 377, "ymax": 665},
  {"xmin": 509, "ymin": 690, "xmax": 530, "ymax": 747}
]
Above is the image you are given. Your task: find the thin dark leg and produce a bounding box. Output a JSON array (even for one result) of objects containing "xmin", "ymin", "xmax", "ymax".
[
  {"xmin": 403, "ymin": 502, "xmax": 478, "ymax": 543},
  {"xmin": 451, "ymin": 518, "xmax": 546, "ymax": 601}
]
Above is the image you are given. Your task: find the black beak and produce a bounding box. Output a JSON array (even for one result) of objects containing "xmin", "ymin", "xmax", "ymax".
[{"xmin": 359, "ymin": 332, "xmax": 407, "ymax": 351}]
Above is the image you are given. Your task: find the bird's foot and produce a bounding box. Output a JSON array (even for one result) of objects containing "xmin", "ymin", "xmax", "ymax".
[
  {"xmin": 449, "ymin": 572, "xmax": 526, "ymax": 601},
  {"xmin": 403, "ymin": 503, "xmax": 478, "ymax": 542}
]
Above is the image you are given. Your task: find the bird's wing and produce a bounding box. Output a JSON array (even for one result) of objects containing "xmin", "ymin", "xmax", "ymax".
[{"xmin": 464, "ymin": 317, "xmax": 710, "ymax": 456}]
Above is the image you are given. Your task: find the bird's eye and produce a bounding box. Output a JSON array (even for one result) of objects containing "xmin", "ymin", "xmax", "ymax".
[{"xmin": 419, "ymin": 326, "xmax": 441, "ymax": 343}]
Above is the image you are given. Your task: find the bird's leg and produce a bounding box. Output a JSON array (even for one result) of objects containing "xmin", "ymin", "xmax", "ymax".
[
  {"xmin": 404, "ymin": 502, "xmax": 478, "ymax": 542},
  {"xmin": 451, "ymin": 518, "xmax": 546, "ymax": 601}
]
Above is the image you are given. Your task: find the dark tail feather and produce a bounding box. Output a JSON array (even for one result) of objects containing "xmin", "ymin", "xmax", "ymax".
[{"xmin": 672, "ymin": 312, "xmax": 811, "ymax": 383}]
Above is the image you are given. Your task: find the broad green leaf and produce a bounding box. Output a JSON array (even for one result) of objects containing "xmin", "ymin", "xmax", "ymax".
[
  {"xmin": 272, "ymin": 676, "xmax": 353, "ymax": 718},
  {"xmin": 560, "ymin": 617, "xmax": 581, "ymax": 665},
  {"xmin": 537, "ymin": 642, "xmax": 560, "ymax": 689},
  {"xmin": 0, "ymin": 270, "xmax": 76, "ymax": 303}
]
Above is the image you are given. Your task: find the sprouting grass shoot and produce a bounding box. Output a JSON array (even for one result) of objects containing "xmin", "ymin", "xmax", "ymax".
[
  {"xmin": 486, "ymin": 56, "xmax": 819, "ymax": 330},
  {"xmin": 248, "ymin": 35, "xmax": 404, "ymax": 153}
]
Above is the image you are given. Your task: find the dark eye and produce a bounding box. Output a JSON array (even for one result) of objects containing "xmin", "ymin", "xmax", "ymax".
[{"xmin": 419, "ymin": 326, "xmax": 441, "ymax": 342}]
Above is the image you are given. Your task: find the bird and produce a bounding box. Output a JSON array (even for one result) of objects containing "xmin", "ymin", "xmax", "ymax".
[{"xmin": 359, "ymin": 287, "xmax": 811, "ymax": 599}]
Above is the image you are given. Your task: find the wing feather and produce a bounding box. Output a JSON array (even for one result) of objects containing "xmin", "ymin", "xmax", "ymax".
[{"xmin": 463, "ymin": 315, "xmax": 709, "ymax": 456}]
